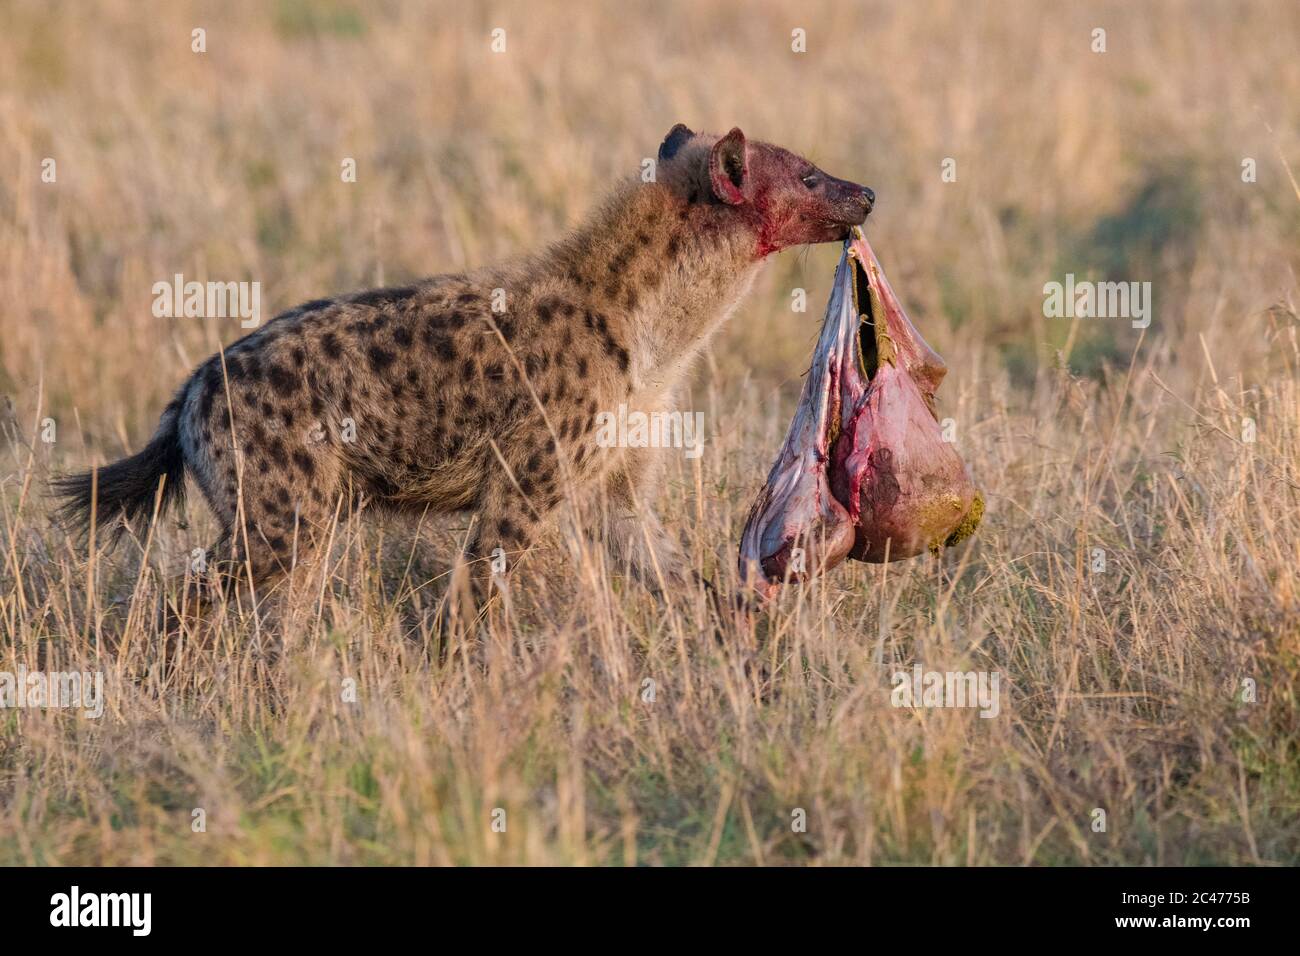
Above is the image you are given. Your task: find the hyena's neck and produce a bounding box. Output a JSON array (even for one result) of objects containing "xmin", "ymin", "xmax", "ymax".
[{"xmin": 548, "ymin": 181, "xmax": 764, "ymax": 383}]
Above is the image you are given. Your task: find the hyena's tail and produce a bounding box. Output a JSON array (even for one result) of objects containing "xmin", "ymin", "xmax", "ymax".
[{"xmin": 52, "ymin": 392, "xmax": 188, "ymax": 545}]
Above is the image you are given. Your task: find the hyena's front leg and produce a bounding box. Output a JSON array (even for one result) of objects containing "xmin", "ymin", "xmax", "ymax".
[
  {"xmin": 455, "ymin": 431, "xmax": 565, "ymax": 622},
  {"xmin": 596, "ymin": 453, "xmax": 690, "ymax": 594},
  {"xmin": 598, "ymin": 449, "xmax": 751, "ymax": 634}
]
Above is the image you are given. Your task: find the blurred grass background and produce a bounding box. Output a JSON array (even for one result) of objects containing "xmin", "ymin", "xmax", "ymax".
[{"xmin": 0, "ymin": 0, "xmax": 1297, "ymax": 864}]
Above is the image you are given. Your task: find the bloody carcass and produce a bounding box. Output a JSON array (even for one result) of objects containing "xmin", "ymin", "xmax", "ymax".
[{"xmin": 739, "ymin": 229, "xmax": 983, "ymax": 597}]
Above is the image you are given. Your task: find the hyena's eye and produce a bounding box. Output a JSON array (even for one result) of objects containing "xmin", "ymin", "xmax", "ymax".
[{"xmin": 801, "ymin": 173, "xmax": 819, "ymax": 189}]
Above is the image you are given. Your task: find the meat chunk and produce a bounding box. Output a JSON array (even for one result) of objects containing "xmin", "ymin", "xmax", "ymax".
[{"xmin": 739, "ymin": 230, "xmax": 982, "ymax": 596}]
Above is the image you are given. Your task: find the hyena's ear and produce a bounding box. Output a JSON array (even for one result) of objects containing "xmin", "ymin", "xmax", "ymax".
[
  {"xmin": 658, "ymin": 123, "xmax": 695, "ymax": 162},
  {"xmin": 708, "ymin": 127, "xmax": 748, "ymax": 205}
]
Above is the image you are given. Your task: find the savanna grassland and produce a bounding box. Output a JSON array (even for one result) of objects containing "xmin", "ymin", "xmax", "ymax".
[{"xmin": 1, "ymin": 0, "xmax": 1297, "ymax": 865}]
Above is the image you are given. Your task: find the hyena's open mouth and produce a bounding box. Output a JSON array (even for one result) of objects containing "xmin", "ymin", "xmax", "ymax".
[{"xmin": 739, "ymin": 228, "xmax": 984, "ymax": 597}]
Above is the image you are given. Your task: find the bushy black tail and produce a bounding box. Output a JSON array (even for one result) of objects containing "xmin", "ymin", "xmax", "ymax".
[{"xmin": 52, "ymin": 396, "xmax": 187, "ymax": 545}]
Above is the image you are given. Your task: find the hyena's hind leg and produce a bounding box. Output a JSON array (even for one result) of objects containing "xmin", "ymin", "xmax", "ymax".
[
  {"xmin": 219, "ymin": 459, "xmax": 346, "ymax": 606},
  {"xmin": 182, "ymin": 394, "xmax": 349, "ymax": 612},
  {"xmin": 163, "ymin": 483, "xmax": 345, "ymax": 636}
]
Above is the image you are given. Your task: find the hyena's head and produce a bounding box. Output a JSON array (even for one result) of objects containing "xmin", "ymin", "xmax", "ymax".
[{"xmin": 656, "ymin": 123, "xmax": 874, "ymax": 256}]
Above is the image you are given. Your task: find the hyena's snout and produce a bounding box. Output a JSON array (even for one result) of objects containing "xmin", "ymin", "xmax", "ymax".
[{"xmin": 827, "ymin": 176, "xmax": 874, "ymax": 225}]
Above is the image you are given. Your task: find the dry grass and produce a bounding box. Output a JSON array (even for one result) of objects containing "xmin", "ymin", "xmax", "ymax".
[{"xmin": 1, "ymin": 0, "xmax": 1298, "ymax": 865}]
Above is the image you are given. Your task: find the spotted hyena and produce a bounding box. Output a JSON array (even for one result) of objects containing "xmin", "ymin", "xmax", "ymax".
[{"xmin": 55, "ymin": 124, "xmax": 874, "ymax": 615}]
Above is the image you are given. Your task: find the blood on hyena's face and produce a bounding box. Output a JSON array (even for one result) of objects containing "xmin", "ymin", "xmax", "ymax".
[{"xmin": 657, "ymin": 124, "xmax": 875, "ymax": 256}]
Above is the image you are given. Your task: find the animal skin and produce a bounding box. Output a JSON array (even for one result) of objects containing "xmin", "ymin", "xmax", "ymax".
[
  {"xmin": 55, "ymin": 125, "xmax": 873, "ymax": 615},
  {"xmin": 739, "ymin": 232, "xmax": 983, "ymax": 599}
]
